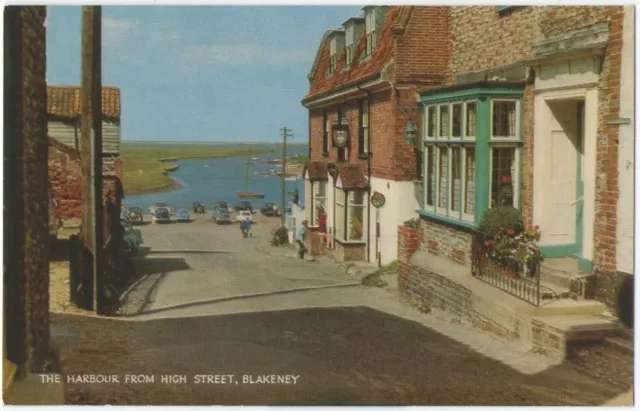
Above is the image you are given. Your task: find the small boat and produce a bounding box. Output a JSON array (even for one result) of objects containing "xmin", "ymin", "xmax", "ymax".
[
  {"xmin": 285, "ymin": 176, "xmax": 298, "ymax": 181},
  {"xmin": 249, "ymin": 157, "xmax": 260, "ymax": 161},
  {"xmin": 237, "ymin": 192, "xmax": 265, "ymax": 199}
]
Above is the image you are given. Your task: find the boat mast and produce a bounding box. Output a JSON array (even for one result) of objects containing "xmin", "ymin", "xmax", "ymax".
[{"xmin": 245, "ymin": 160, "xmax": 249, "ymax": 192}]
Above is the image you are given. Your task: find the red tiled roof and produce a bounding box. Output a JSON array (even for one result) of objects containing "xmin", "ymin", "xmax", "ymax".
[
  {"xmin": 303, "ymin": 6, "xmax": 411, "ymax": 102},
  {"xmin": 337, "ymin": 163, "xmax": 368, "ymax": 189},
  {"xmin": 47, "ymin": 86, "xmax": 121, "ymax": 119},
  {"xmin": 305, "ymin": 161, "xmax": 329, "ymax": 181}
]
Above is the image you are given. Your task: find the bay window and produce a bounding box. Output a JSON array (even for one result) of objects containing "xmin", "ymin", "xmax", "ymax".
[
  {"xmin": 334, "ymin": 189, "xmax": 366, "ymax": 242},
  {"xmin": 420, "ymin": 85, "xmax": 523, "ymax": 226}
]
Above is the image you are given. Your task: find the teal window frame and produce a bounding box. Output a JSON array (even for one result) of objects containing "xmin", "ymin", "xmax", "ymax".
[{"xmin": 418, "ymin": 85, "xmax": 524, "ymax": 229}]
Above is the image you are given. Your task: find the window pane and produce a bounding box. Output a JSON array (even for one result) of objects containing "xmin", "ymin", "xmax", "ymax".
[
  {"xmin": 317, "ymin": 181, "xmax": 326, "ymax": 197},
  {"xmin": 438, "ymin": 146, "xmax": 448, "ymax": 208},
  {"xmin": 465, "ymin": 102, "xmax": 476, "ymax": 137},
  {"xmin": 491, "ymin": 147, "xmax": 516, "ymax": 207},
  {"xmin": 492, "ymin": 101, "xmax": 517, "ymax": 137},
  {"xmin": 363, "ymin": 128, "xmax": 369, "ymax": 153},
  {"xmin": 464, "ymin": 147, "xmax": 475, "ymax": 215},
  {"xmin": 452, "ymin": 104, "xmax": 462, "ymax": 138},
  {"xmin": 439, "ymin": 105, "xmax": 449, "ymax": 138},
  {"xmin": 451, "ymin": 146, "xmax": 461, "ymax": 212},
  {"xmin": 427, "ymin": 106, "xmax": 436, "ymax": 137},
  {"xmin": 426, "ymin": 146, "xmax": 435, "ymax": 206}
]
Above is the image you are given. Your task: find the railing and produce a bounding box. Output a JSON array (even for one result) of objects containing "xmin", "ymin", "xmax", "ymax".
[{"xmin": 471, "ymin": 231, "xmax": 557, "ymax": 306}]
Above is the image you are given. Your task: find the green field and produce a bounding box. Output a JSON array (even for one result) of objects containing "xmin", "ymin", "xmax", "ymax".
[{"xmin": 121, "ymin": 146, "xmax": 274, "ymax": 195}]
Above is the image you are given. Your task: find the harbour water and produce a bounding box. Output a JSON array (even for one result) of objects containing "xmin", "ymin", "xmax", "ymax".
[{"xmin": 124, "ymin": 143, "xmax": 308, "ymax": 211}]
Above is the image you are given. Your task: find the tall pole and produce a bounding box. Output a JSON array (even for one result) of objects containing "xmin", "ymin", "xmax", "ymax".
[
  {"xmin": 81, "ymin": 6, "xmax": 103, "ymax": 312},
  {"xmin": 280, "ymin": 127, "xmax": 293, "ymax": 226}
]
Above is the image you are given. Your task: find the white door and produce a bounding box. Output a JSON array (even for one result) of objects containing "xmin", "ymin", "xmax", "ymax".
[{"xmin": 543, "ymin": 102, "xmax": 578, "ymax": 246}]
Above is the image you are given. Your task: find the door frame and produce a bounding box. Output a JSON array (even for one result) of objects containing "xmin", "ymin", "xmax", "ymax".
[{"xmin": 533, "ymin": 87, "xmax": 597, "ymax": 272}]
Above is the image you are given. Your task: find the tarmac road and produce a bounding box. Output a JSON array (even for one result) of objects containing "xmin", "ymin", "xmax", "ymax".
[{"xmin": 49, "ymin": 210, "xmax": 631, "ymax": 405}]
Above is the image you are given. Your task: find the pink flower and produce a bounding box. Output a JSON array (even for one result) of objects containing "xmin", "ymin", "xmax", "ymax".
[
  {"xmin": 534, "ymin": 225, "xmax": 540, "ymax": 230},
  {"xmin": 495, "ymin": 234, "xmax": 501, "ymax": 239},
  {"xmin": 485, "ymin": 240, "xmax": 493, "ymax": 245},
  {"xmin": 501, "ymin": 175, "xmax": 512, "ymax": 184},
  {"xmin": 506, "ymin": 229, "xmax": 515, "ymax": 235}
]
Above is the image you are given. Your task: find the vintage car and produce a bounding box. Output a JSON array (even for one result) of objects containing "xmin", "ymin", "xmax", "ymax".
[
  {"xmin": 127, "ymin": 206, "xmax": 145, "ymax": 224},
  {"xmin": 260, "ymin": 202, "xmax": 279, "ymax": 217},
  {"xmin": 176, "ymin": 208, "xmax": 191, "ymax": 222},
  {"xmin": 213, "ymin": 201, "xmax": 229, "ymax": 211},
  {"xmin": 213, "ymin": 209, "xmax": 232, "ymax": 224},
  {"xmin": 120, "ymin": 221, "xmax": 143, "ymax": 257},
  {"xmin": 149, "ymin": 202, "xmax": 169, "ymax": 215},
  {"xmin": 236, "ymin": 210, "xmax": 253, "ymax": 223},
  {"xmin": 192, "ymin": 202, "xmax": 205, "ymax": 214},
  {"xmin": 233, "ymin": 200, "xmax": 253, "ymax": 213},
  {"xmin": 152, "ymin": 207, "xmax": 171, "ymax": 224}
]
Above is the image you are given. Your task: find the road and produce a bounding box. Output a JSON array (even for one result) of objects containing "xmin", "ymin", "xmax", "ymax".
[{"xmin": 50, "ymin": 211, "xmax": 632, "ymax": 405}]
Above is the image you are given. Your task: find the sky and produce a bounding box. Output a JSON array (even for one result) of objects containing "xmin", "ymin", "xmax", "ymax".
[{"xmin": 46, "ymin": 6, "xmax": 363, "ymax": 142}]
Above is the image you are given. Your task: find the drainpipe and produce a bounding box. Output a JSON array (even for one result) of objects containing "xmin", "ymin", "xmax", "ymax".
[{"xmin": 357, "ymin": 83, "xmax": 374, "ymax": 265}]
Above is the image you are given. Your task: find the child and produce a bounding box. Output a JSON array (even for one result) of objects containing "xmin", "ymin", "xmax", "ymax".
[{"xmin": 296, "ymin": 219, "xmax": 308, "ymax": 260}]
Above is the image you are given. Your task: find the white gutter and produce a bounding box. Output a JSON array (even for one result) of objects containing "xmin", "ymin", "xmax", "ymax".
[{"xmin": 302, "ymin": 77, "xmax": 387, "ymax": 108}]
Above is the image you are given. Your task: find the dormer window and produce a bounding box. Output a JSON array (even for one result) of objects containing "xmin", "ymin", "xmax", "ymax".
[
  {"xmin": 345, "ymin": 26, "xmax": 354, "ymax": 66},
  {"xmin": 329, "ymin": 37, "xmax": 338, "ymax": 74},
  {"xmin": 365, "ymin": 7, "xmax": 378, "ymax": 55},
  {"xmin": 342, "ymin": 16, "xmax": 364, "ymax": 69}
]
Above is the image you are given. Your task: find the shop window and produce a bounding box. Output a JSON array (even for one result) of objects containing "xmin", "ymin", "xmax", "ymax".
[
  {"xmin": 492, "ymin": 100, "xmax": 518, "ymax": 139},
  {"xmin": 491, "ymin": 147, "xmax": 517, "ymax": 208}
]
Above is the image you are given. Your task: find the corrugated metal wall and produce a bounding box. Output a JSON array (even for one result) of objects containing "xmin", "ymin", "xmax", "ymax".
[{"xmin": 47, "ymin": 119, "xmax": 120, "ymax": 156}]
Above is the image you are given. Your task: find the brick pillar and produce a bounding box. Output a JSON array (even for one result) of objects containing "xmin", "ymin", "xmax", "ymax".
[
  {"xmin": 4, "ymin": 5, "xmax": 50, "ymax": 373},
  {"xmin": 397, "ymin": 225, "xmax": 422, "ymax": 292}
]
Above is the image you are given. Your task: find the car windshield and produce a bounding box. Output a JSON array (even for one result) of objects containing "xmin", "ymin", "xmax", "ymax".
[
  {"xmin": 156, "ymin": 208, "xmax": 169, "ymax": 214},
  {"xmin": 129, "ymin": 207, "xmax": 142, "ymax": 213}
]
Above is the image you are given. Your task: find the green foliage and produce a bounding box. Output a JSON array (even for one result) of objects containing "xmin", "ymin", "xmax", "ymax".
[
  {"xmin": 478, "ymin": 206, "xmax": 523, "ymax": 237},
  {"xmin": 403, "ymin": 217, "xmax": 421, "ymax": 229}
]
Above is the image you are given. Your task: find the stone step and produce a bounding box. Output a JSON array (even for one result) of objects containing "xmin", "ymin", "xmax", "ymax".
[
  {"xmin": 539, "ymin": 257, "xmax": 593, "ymax": 297},
  {"xmin": 531, "ymin": 314, "xmax": 623, "ymax": 359}
]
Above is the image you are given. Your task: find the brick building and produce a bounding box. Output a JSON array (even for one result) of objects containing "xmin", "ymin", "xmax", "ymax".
[
  {"xmin": 403, "ymin": 6, "xmax": 633, "ymax": 317},
  {"xmin": 4, "ymin": 4, "xmax": 52, "ymax": 390},
  {"xmin": 301, "ymin": 5, "xmax": 450, "ymax": 264}
]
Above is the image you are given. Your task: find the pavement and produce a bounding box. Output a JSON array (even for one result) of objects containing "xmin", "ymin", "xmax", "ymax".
[{"xmin": 48, "ymin": 211, "xmax": 633, "ymax": 406}]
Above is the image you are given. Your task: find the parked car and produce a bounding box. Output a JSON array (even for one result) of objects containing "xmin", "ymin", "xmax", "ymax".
[
  {"xmin": 150, "ymin": 202, "xmax": 169, "ymax": 215},
  {"xmin": 176, "ymin": 208, "xmax": 191, "ymax": 222},
  {"xmin": 213, "ymin": 209, "xmax": 232, "ymax": 224},
  {"xmin": 236, "ymin": 210, "xmax": 253, "ymax": 223},
  {"xmin": 192, "ymin": 202, "xmax": 205, "ymax": 214},
  {"xmin": 260, "ymin": 202, "xmax": 279, "ymax": 217},
  {"xmin": 127, "ymin": 207, "xmax": 144, "ymax": 224},
  {"xmin": 234, "ymin": 201, "xmax": 253, "ymax": 213},
  {"xmin": 214, "ymin": 201, "xmax": 229, "ymax": 211},
  {"xmin": 120, "ymin": 207, "xmax": 131, "ymax": 222},
  {"xmin": 120, "ymin": 221, "xmax": 143, "ymax": 257},
  {"xmin": 152, "ymin": 207, "xmax": 171, "ymax": 223}
]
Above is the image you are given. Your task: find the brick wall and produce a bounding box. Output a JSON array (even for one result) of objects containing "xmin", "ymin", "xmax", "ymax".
[
  {"xmin": 420, "ymin": 219, "xmax": 473, "ymax": 265},
  {"xmin": 4, "ymin": 5, "xmax": 50, "ymax": 373},
  {"xmin": 397, "ymin": 225, "xmax": 421, "ymax": 291},
  {"xmin": 335, "ymin": 241, "xmax": 366, "ymax": 262},
  {"xmin": 49, "ymin": 139, "xmax": 83, "ymax": 222},
  {"xmin": 448, "ymin": 6, "xmax": 624, "ymax": 310}
]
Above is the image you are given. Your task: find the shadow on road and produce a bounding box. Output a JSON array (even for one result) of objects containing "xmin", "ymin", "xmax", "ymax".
[
  {"xmin": 52, "ymin": 306, "xmax": 631, "ymax": 406},
  {"xmin": 133, "ymin": 256, "xmax": 191, "ymax": 276},
  {"xmin": 145, "ymin": 250, "xmax": 232, "ymax": 255}
]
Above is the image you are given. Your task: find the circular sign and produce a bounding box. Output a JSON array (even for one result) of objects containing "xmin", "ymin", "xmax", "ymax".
[
  {"xmin": 333, "ymin": 129, "xmax": 348, "ymax": 148},
  {"xmin": 371, "ymin": 191, "xmax": 386, "ymax": 208}
]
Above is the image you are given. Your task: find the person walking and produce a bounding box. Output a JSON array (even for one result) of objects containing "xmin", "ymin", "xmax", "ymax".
[
  {"xmin": 296, "ymin": 219, "xmax": 309, "ymax": 261},
  {"xmin": 240, "ymin": 216, "xmax": 253, "ymax": 238}
]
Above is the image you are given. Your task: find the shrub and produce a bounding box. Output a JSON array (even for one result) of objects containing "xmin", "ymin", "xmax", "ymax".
[
  {"xmin": 403, "ymin": 217, "xmax": 421, "ymax": 229},
  {"xmin": 478, "ymin": 206, "xmax": 523, "ymax": 237}
]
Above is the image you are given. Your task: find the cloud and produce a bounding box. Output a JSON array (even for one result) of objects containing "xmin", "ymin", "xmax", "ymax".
[{"xmin": 103, "ymin": 18, "xmax": 139, "ymax": 47}]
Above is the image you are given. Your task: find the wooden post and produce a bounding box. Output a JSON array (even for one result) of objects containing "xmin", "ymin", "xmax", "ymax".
[
  {"xmin": 280, "ymin": 127, "xmax": 293, "ymax": 227},
  {"xmin": 80, "ymin": 6, "xmax": 104, "ymax": 312}
]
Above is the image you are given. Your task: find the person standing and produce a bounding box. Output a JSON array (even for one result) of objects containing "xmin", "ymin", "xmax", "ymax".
[
  {"xmin": 296, "ymin": 219, "xmax": 309, "ymax": 260},
  {"xmin": 317, "ymin": 210, "xmax": 327, "ymax": 254}
]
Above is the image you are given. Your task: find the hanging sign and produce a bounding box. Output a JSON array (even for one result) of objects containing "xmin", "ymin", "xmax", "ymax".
[
  {"xmin": 370, "ymin": 191, "xmax": 386, "ymax": 208},
  {"xmin": 332, "ymin": 125, "xmax": 350, "ymax": 148}
]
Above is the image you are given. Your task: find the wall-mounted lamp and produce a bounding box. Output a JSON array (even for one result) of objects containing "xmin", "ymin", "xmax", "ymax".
[{"xmin": 405, "ymin": 119, "xmax": 417, "ymax": 145}]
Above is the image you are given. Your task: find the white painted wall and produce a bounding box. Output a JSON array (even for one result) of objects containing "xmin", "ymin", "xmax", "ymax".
[
  {"xmin": 616, "ymin": 6, "xmax": 635, "ymax": 275},
  {"xmin": 370, "ymin": 176, "xmax": 420, "ymax": 265}
]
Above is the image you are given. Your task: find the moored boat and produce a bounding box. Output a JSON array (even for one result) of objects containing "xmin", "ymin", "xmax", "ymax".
[{"xmin": 237, "ymin": 191, "xmax": 265, "ymax": 199}]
